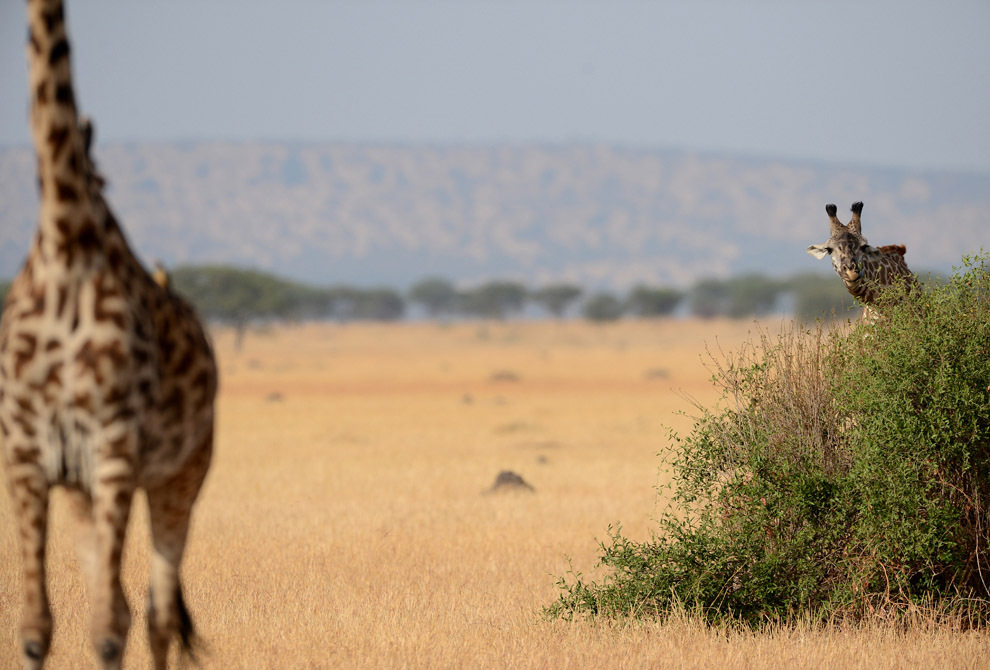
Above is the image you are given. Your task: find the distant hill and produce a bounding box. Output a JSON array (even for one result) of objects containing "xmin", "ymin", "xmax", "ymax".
[{"xmin": 1, "ymin": 142, "xmax": 987, "ymax": 287}]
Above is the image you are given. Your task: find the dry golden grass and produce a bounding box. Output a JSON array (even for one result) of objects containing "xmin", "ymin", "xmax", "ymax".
[{"xmin": 2, "ymin": 319, "xmax": 989, "ymax": 668}]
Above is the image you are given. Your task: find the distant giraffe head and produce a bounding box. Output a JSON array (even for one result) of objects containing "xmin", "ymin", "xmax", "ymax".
[{"xmin": 806, "ymin": 201, "xmax": 917, "ymax": 320}]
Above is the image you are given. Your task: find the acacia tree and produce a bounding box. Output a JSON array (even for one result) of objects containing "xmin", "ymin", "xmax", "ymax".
[
  {"xmin": 408, "ymin": 276, "xmax": 458, "ymax": 318},
  {"xmin": 725, "ymin": 273, "xmax": 783, "ymax": 318},
  {"xmin": 351, "ymin": 287, "xmax": 406, "ymax": 321},
  {"xmin": 582, "ymin": 292, "xmax": 625, "ymax": 322},
  {"xmin": 531, "ymin": 284, "xmax": 583, "ymax": 318},
  {"xmin": 788, "ymin": 273, "xmax": 858, "ymax": 322},
  {"xmin": 626, "ymin": 285, "xmax": 682, "ymax": 318},
  {"xmin": 458, "ymin": 281, "xmax": 527, "ymax": 319},
  {"xmin": 690, "ymin": 278, "xmax": 728, "ymax": 318}
]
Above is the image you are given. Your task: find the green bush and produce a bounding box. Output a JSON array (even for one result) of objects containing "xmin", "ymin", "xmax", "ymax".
[{"xmin": 548, "ymin": 255, "xmax": 990, "ymax": 626}]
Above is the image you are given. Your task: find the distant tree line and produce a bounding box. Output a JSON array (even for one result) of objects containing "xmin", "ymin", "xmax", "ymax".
[
  {"xmin": 2, "ymin": 265, "xmax": 943, "ymax": 325},
  {"xmin": 154, "ymin": 264, "xmax": 876, "ymax": 326}
]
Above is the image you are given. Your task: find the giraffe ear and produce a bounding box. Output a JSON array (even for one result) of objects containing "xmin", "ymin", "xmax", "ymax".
[{"xmin": 806, "ymin": 243, "xmax": 830, "ymax": 260}]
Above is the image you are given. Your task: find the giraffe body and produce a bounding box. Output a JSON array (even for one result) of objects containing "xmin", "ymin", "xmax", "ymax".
[
  {"xmin": 806, "ymin": 201, "xmax": 918, "ymax": 322},
  {"xmin": 1, "ymin": 2, "xmax": 217, "ymax": 668}
]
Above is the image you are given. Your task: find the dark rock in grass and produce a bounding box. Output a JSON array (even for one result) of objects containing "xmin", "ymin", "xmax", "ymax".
[{"xmin": 487, "ymin": 470, "xmax": 535, "ymax": 494}]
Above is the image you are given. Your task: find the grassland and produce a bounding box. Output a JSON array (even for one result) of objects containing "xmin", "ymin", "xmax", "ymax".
[{"xmin": 1, "ymin": 319, "xmax": 988, "ymax": 668}]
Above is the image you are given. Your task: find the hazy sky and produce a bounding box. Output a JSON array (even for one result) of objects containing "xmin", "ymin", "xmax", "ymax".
[{"xmin": 1, "ymin": 1, "xmax": 988, "ymax": 172}]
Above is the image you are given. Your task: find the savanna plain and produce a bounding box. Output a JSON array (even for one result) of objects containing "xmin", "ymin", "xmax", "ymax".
[{"xmin": 2, "ymin": 319, "xmax": 988, "ymax": 669}]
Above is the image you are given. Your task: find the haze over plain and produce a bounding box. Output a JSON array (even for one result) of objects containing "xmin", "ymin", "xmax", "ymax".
[{"xmin": 1, "ymin": 1, "xmax": 988, "ymax": 287}]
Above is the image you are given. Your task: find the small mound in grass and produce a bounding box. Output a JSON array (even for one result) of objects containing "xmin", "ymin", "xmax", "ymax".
[{"xmin": 486, "ymin": 470, "xmax": 535, "ymax": 494}]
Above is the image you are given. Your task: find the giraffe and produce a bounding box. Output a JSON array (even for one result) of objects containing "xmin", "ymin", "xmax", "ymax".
[
  {"xmin": 0, "ymin": 1, "xmax": 218, "ymax": 668},
  {"xmin": 806, "ymin": 201, "xmax": 918, "ymax": 323}
]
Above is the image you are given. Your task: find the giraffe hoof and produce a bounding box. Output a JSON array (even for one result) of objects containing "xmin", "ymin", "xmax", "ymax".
[
  {"xmin": 100, "ymin": 638, "xmax": 122, "ymax": 664},
  {"xmin": 23, "ymin": 640, "xmax": 45, "ymax": 661}
]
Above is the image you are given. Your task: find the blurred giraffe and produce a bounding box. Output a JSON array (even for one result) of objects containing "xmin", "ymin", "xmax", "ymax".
[{"xmin": 0, "ymin": 1, "xmax": 217, "ymax": 668}]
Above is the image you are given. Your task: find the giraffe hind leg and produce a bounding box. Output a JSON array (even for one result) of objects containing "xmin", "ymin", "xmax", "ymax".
[
  {"xmin": 10, "ymin": 463, "xmax": 53, "ymax": 670},
  {"xmin": 146, "ymin": 493, "xmax": 201, "ymax": 670},
  {"xmin": 145, "ymin": 435, "xmax": 212, "ymax": 669}
]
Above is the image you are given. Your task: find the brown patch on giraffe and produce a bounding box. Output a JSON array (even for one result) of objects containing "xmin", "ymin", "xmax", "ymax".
[
  {"xmin": 93, "ymin": 277, "xmax": 126, "ymax": 328},
  {"xmin": 67, "ymin": 147, "xmax": 81, "ymax": 175},
  {"xmin": 190, "ymin": 369, "xmax": 212, "ymax": 405},
  {"xmin": 100, "ymin": 473, "xmax": 132, "ymax": 488},
  {"xmin": 54, "ymin": 178, "xmax": 79, "ymax": 203},
  {"xmin": 47, "ymin": 38, "xmax": 69, "ymax": 66},
  {"xmin": 12, "ymin": 413, "xmax": 38, "ymax": 438},
  {"xmin": 106, "ymin": 246, "xmax": 124, "ymax": 275},
  {"xmin": 16, "ymin": 396, "xmax": 36, "ymax": 415},
  {"xmin": 168, "ymin": 435, "xmax": 185, "ymax": 458},
  {"xmin": 70, "ymin": 391, "xmax": 92, "ymax": 413},
  {"xmin": 41, "ymin": 361, "xmax": 62, "ymax": 386},
  {"xmin": 103, "ymin": 384, "xmax": 128, "ymax": 406},
  {"xmin": 132, "ymin": 345, "xmax": 152, "ymax": 367},
  {"xmin": 173, "ymin": 348, "xmax": 195, "ymax": 376},
  {"xmin": 55, "ymin": 218, "xmax": 77, "ymax": 265},
  {"xmin": 46, "ymin": 124, "xmax": 70, "ymax": 161},
  {"xmin": 21, "ymin": 286, "xmax": 46, "ymax": 319},
  {"xmin": 112, "ymin": 489, "xmax": 130, "ymax": 508},
  {"xmin": 78, "ymin": 219, "xmax": 101, "ymax": 252},
  {"xmin": 161, "ymin": 388, "xmax": 184, "ymax": 423},
  {"xmin": 14, "ymin": 333, "xmax": 38, "ymax": 379},
  {"xmin": 11, "ymin": 446, "xmax": 42, "ymax": 464},
  {"xmin": 54, "ymin": 83, "xmax": 73, "ymax": 107},
  {"xmin": 75, "ymin": 340, "xmax": 128, "ymax": 386},
  {"xmin": 104, "ymin": 406, "xmax": 137, "ymax": 428},
  {"xmin": 878, "ymin": 244, "xmax": 906, "ymax": 257},
  {"xmin": 42, "ymin": 5, "xmax": 64, "ymax": 32}
]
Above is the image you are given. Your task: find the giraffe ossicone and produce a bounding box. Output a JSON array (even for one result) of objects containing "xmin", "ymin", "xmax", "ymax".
[
  {"xmin": 1, "ymin": 1, "xmax": 217, "ymax": 668},
  {"xmin": 806, "ymin": 201, "xmax": 918, "ymax": 322}
]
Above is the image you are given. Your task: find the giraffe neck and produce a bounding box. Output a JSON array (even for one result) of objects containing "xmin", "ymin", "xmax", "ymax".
[{"xmin": 27, "ymin": 0, "xmax": 105, "ymax": 270}]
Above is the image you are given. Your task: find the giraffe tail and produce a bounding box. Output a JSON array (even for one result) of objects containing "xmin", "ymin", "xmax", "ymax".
[{"xmin": 176, "ymin": 587, "xmax": 206, "ymax": 662}]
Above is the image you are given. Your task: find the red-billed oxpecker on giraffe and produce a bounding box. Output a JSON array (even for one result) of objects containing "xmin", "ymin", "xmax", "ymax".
[
  {"xmin": 806, "ymin": 201, "xmax": 918, "ymax": 323},
  {"xmin": 0, "ymin": 1, "xmax": 217, "ymax": 668}
]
